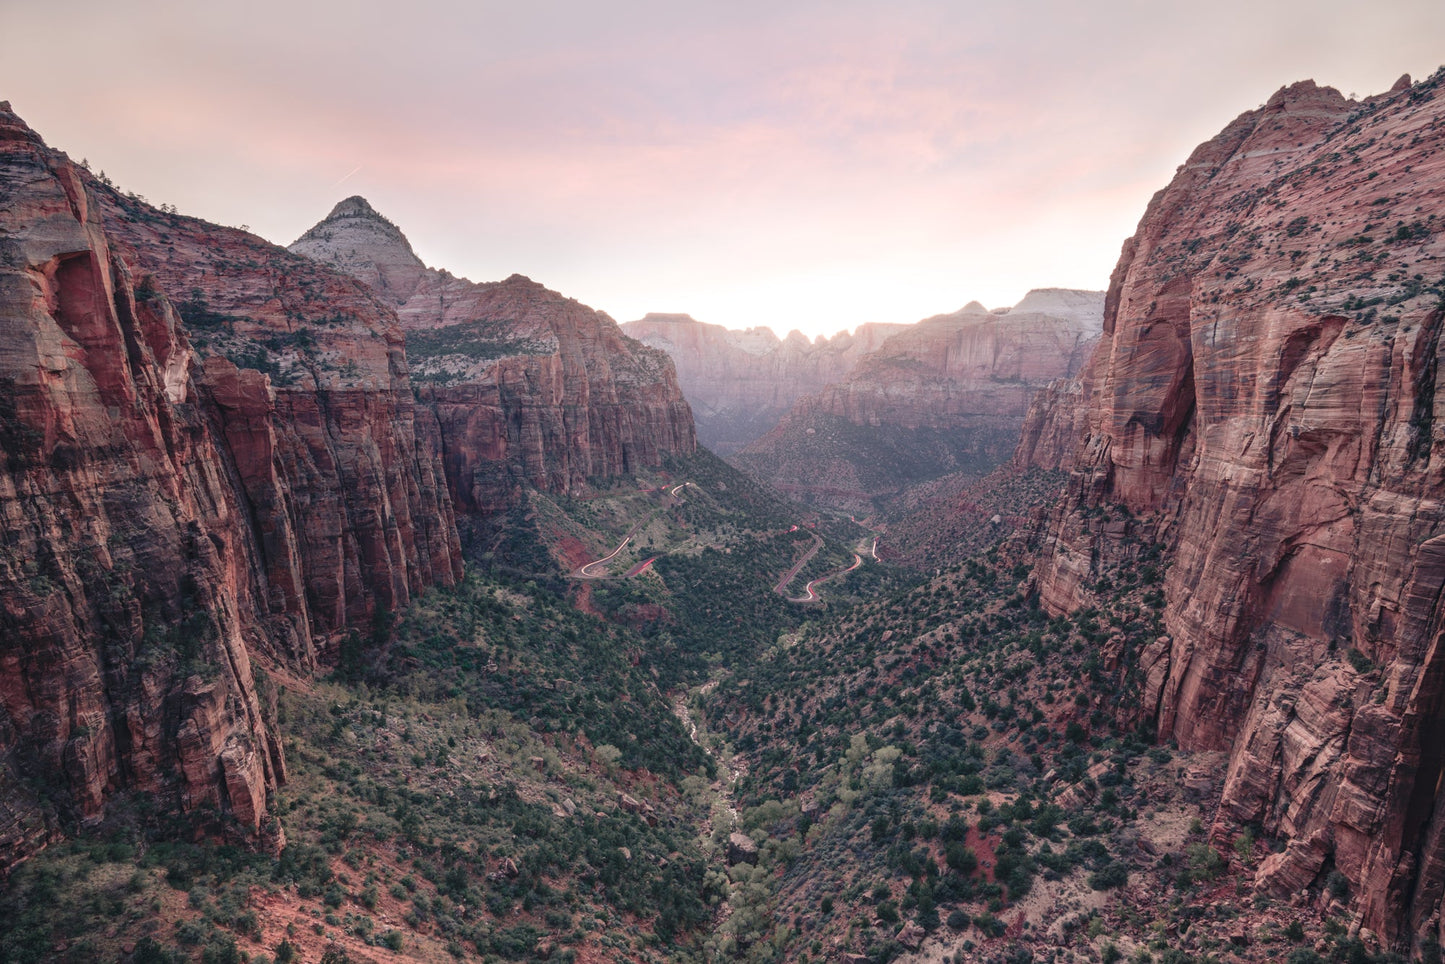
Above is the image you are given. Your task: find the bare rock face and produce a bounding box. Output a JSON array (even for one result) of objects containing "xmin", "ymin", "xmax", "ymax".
[
  {"xmin": 620, "ymin": 313, "xmax": 907, "ymax": 453},
  {"xmin": 99, "ymin": 194, "xmax": 463, "ymax": 653},
  {"xmin": 733, "ymin": 290, "xmax": 1102, "ymax": 510},
  {"xmin": 0, "ymin": 104, "xmax": 461, "ymax": 867},
  {"xmin": 290, "ymin": 206, "xmax": 695, "ymax": 511},
  {"xmin": 1022, "ymin": 71, "xmax": 1445, "ymax": 948},
  {"xmin": 289, "ymin": 196, "xmax": 428, "ymax": 305}
]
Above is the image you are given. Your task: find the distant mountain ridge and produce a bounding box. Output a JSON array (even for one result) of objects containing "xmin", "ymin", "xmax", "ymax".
[
  {"xmin": 621, "ymin": 313, "xmax": 907, "ymax": 454},
  {"xmin": 730, "ymin": 289, "xmax": 1104, "ymax": 512}
]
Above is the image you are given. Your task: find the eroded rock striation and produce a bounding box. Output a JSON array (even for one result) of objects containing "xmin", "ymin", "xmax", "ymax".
[
  {"xmin": 620, "ymin": 313, "xmax": 907, "ymax": 454},
  {"xmin": 291, "ymin": 200, "xmax": 695, "ymax": 511},
  {"xmin": 1022, "ymin": 71, "xmax": 1445, "ymax": 948},
  {"xmin": 734, "ymin": 290, "xmax": 1102, "ymax": 510},
  {"xmin": 0, "ymin": 105, "xmax": 461, "ymax": 866}
]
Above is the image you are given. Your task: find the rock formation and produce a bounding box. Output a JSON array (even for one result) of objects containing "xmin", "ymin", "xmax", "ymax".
[
  {"xmin": 291, "ymin": 200, "xmax": 695, "ymax": 511},
  {"xmin": 1022, "ymin": 71, "xmax": 1445, "ymax": 950},
  {"xmin": 734, "ymin": 290, "xmax": 1102, "ymax": 510},
  {"xmin": 620, "ymin": 313, "xmax": 907, "ymax": 453},
  {"xmin": 0, "ymin": 104, "xmax": 461, "ymax": 867},
  {"xmin": 289, "ymin": 196, "xmax": 427, "ymax": 304}
]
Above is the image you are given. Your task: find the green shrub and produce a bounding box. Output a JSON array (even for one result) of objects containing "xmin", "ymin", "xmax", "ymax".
[{"xmin": 1089, "ymin": 861, "xmax": 1129, "ymax": 890}]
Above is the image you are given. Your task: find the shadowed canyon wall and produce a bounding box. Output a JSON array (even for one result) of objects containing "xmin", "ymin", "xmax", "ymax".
[{"xmin": 0, "ymin": 102, "xmax": 465, "ymax": 864}]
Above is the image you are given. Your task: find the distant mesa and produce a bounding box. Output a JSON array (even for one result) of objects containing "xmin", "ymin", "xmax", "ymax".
[
  {"xmin": 727, "ymin": 288, "xmax": 1104, "ymax": 512},
  {"xmin": 621, "ymin": 312, "xmax": 911, "ymax": 454},
  {"xmin": 624, "ymin": 289, "xmax": 1103, "ymax": 485}
]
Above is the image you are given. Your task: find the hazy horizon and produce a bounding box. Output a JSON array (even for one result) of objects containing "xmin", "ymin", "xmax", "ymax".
[{"xmin": 4, "ymin": 0, "xmax": 1443, "ymax": 339}]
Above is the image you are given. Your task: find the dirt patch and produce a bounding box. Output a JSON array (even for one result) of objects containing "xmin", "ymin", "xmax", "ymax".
[
  {"xmin": 554, "ymin": 535, "xmax": 593, "ymax": 570},
  {"xmin": 572, "ymin": 580, "xmax": 602, "ymax": 616}
]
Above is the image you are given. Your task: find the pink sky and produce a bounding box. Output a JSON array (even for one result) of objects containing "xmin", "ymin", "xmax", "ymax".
[{"xmin": 4, "ymin": 0, "xmax": 1443, "ymax": 338}]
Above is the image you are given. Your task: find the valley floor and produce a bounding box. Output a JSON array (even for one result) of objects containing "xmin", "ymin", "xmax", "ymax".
[{"xmin": 0, "ymin": 459, "xmax": 1413, "ymax": 964}]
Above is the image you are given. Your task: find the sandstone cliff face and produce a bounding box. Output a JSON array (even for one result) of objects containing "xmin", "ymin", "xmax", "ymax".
[
  {"xmin": 620, "ymin": 313, "xmax": 907, "ymax": 454},
  {"xmin": 291, "ymin": 203, "xmax": 695, "ymax": 511},
  {"xmin": 733, "ymin": 290, "xmax": 1101, "ymax": 510},
  {"xmin": 0, "ymin": 106, "xmax": 460, "ymax": 866},
  {"xmin": 99, "ymin": 196, "xmax": 463, "ymax": 655},
  {"xmin": 1023, "ymin": 72, "xmax": 1445, "ymax": 948}
]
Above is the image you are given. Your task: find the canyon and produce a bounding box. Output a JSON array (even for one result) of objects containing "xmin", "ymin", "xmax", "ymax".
[{"xmin": 1, "ymin": 63, "xmax": 1444, "ymax": 962}]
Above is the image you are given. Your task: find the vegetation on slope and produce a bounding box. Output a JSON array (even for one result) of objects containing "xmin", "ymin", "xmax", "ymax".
[
  {"xmin": 691, "ymin": 521, "xmax": 1412, "ymax": 964},
  {"xmin": 0, "ymin": 450, "xmax": 1413, "ymax": 964}
]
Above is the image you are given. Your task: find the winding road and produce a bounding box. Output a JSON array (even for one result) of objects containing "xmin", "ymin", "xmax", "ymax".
[
  {"xmin": 624, "ymin": 557, "xmax": 657, "ymax": 578},
  {"xmin": 773, "ymin": 534, "xmax": 823, "ymax": 594},
  {"xmin": 575, "ymin": 480, "xmax": 694, "ymax": 578},
  {"xmin": 787, "ymin": 552, "xmax": 863, "ymax": 603},
  {"xmin": 574, "ymin": 479, "xmax": 881, "ymax": 604},
  {"xmin": 579, "ymin": 536, "xmax": 632, "ymax": 577}
]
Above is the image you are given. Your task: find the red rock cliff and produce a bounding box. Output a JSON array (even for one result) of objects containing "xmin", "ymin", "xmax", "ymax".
[
  {"xmin": 0, "ymin": 105, "xmax": 460, "ymax": 866},
  {"xmin": 291, "ymin": 200, "xmax": 695, "ymax": 511},
  {"xmin": 100, "ymin": 195, "xmax": 463, "ymax": 648},
  {"xmin": 1024, "ymin": 72, "xmax": 1445, "ymax": 948}
]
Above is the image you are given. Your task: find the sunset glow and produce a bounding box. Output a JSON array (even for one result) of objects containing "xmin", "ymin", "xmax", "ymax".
[{"xmin": 4, "ymin": 0, "xmax": 1442, "ymax": 338}]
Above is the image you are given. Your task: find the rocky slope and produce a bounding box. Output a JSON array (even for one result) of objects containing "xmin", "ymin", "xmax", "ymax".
[
  {"xmin": 733, "ymin": 290, "xmax": 1102, "ymax": 511},
  {"xmin": 1022, "ymin": 71, "xmax": 1445, "ymax": 950},
  {"xmin": 620, "ymin": 313, "xmax": 907, "ymax": 453},
  {"xmin": 292, "ymin": 199, "xmax": 695, "ymax": 510},
  {"xmin": 0, "ymin": 104, "xmax": 461, "ymax": 868}
]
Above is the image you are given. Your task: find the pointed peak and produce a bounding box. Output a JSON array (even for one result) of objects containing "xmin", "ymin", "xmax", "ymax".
[
  {"xmin": 289, "ymin": 196, "xmax": 425, "ymax": 303},
  {"xmin": 327, "ymin": 195, "xmax": 381, "ymax": 219},
  {"xmin": 961, "ymin": 300, "xmax": 989, "ymax": 314},
  {"xmin": 319, "ymin": 195, "xmax": 401, "ymax": 228},
  {"xmin": 294, "ymin": 196, "xmax": 408, "ymax": 245}
]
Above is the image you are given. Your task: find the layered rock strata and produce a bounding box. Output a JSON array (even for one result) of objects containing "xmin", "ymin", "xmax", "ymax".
[
  {"xmin": 292, "ymin": 200, "xmax": 695, "ymax": 510},
  {"xmin": 620, "ymin": 313, "xmax": 907, "ymax": 453},
  {"xmin": 0, "ymin": 105, "xmax": 461, "ymax": 866},
  {"xmin": 1023, "ymin": 72, "xmax": 1445, "ymax": 948},
  {"xmin": 734, "ymin": 290, "xmax": 1102, "ymax": 509}
]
